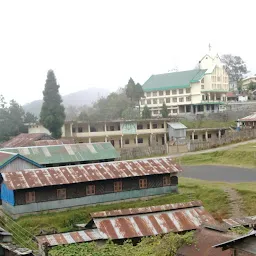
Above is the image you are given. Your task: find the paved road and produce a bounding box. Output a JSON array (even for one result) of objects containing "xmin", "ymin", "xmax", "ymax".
[{"xmin": 181, "ymin": 165, "xmax": 256, "ymax": 182}]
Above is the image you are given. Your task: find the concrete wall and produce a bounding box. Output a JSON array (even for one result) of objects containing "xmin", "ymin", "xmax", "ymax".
[{"xmin": 3, "ymin": 186, "xmax": 177, "ymax": 215}]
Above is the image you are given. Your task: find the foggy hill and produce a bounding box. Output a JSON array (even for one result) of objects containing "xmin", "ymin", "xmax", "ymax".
[{"xmin": 23, "ymin": 87, "xmax": 109, "ymax": 116}]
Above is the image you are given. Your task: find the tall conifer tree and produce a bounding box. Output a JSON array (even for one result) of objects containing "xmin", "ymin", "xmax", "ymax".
[{"xmin": 40, "ymin": 70, "xmax": 65, "ymax": 138}]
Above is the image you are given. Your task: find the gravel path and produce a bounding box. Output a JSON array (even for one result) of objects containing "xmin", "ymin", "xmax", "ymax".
[{"xmin": 181, "ymin": 165, "xmax": 256, "ymax": 182}]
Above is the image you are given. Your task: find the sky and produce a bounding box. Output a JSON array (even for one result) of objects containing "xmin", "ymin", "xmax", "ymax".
[{"xmin": 0, "ymin": 0, "xmax": 255, "ymax": 105}]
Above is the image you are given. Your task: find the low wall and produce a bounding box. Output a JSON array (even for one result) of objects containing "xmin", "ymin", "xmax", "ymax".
[
  {"xmin": 120, "ymin": 145, "xmax": 167, "ymax": 160},
  {"xmin": 189, "ymin": 129, "xmax": 256, "ymax": 151}
]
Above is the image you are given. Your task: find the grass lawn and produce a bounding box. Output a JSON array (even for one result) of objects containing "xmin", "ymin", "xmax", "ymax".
[
  {"xmin": 6, "ymin": 177, "xmax": 255, "ymax": 251},
  {"xmin": 181, "ymin": 119, "xmax": 236, "ymax": 129},
  {"xmin": 179, "ymin": 143, "xmax": 256, "ymax": 168}
]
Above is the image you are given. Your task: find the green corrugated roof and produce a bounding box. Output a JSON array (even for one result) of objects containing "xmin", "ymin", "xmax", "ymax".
[
  {"xmin": 143, "ymin": 69, "xmax": 207, "ymax": 92},
  {"xmin": 1, "ymin": 142, "xmax": 120, "ymax": 165}
]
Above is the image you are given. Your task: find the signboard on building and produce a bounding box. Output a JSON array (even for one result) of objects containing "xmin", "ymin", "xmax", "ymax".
[
  {"xmin": 121, "ymin": 122, "xmax": 137, "ymax": 134},
  {"xmin": 219, "ymin": 105, "xmax": 227, "ymax": 112}
]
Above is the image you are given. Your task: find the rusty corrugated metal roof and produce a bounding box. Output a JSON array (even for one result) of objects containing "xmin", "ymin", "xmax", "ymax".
[
  {"xmin": 2, "ymin": 157, "xmax": 181, "ymax": 190},
  {"xmin": 1, "ymin": 142, "xmax": 119, "ymax": 165},
  {"xmin": 239, "ymin": 112, "xmax": 256, "ymax": 122},
  {"xmin": 89, "ymin": 201, "xmax": 217, "ymax": 240},
  {"xmin": 177, "ymin": 227, "xmax": 237, "ymax": 256},
  {"xmin": 223, "ymin": 216, "xmax": 256, "ymax": 228},
  {"xmin": 1, "ymin": 133, "xmax": 54, "ymax": 148},
  {"xmin": 36, "ymin": 229, "xmax": 102, "ymax": 247},
  {"xmin": 91, "ymin": 201, "xmax": 202, "ymax": 218},
  {"xmin": 0, "ymin": 152, "xmax": 17, "ymax": 166}
]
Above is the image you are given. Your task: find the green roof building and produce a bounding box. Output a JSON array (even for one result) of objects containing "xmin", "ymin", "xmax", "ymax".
[{"xmin": 140, "ymin": 53, "xmax": 229, "ymax": 116}]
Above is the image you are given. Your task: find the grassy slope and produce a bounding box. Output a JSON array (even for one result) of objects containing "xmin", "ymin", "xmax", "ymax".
[
  {"xmin": 181, "ymin": 119, "xmax": 235, "ymax": 129},
  {"xmin": 179, "ymin": 143, "xmax": 256, "ymax": 168},
  {"xmin": 16, "ymin": 178, "xmax": 230, "ymax": 236}
]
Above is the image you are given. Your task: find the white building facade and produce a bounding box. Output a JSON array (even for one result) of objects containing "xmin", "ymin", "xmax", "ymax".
[{"xmin": 140, "ymin": 53, "xmax": 229, "ymax": 116}]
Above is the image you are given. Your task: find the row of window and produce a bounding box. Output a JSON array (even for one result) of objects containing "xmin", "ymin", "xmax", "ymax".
[
  {"xmin": 124, "ymin": 138, "xmax": 144, "ymax": 144},
  {"xmin": 152, "ymin": 109, "xmax": 178, "ymax": 115},
  {"xmin": 202, "ymin": 95, "xmax": 227, "ymax": 102},
  {"xmin": 73, "ymin": 125, "xmax": 121, "ymax": 133},
  {"xmin": 25, "ymin": 177, "xmax": 173, "ymax": 204},
  {"xmin": 141, "ymin": 96, "xmax": 191, "ymax": 105},
  {"xmin": 145, "ymin": 88, "xmax": 191, "ymax": 97}
]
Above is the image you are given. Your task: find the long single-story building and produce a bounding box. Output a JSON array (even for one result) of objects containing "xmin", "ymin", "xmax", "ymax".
[
  {"xmin": 237, "ymin": 112, "xmax": 256, "ymax": 129},
  {"xmin": 1, "ymin": 157, "xmax": 182, "ymax": 216},
  {"xmin": 0, "ymin": 142, "xmax": 120, "ymax": 167},
  {"xmin": 36, "ymin": 201, "xmax": 216, "ymax": 249}
]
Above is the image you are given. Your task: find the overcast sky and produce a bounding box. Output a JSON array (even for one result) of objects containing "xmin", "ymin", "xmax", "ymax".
[{"xmin": 0, "ymin": 0, "xmax": 255, "ymax": 105}]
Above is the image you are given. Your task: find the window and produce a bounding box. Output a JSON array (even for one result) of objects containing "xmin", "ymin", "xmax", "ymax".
[
  {"xmin": 163, "ymin": 176, "xmax": 171, "ymax": 186},
  {"xmin": 172, "ymin": 90, "xmax": 177, "ymax": 95},
  {"xmin": 152, "ymin": 123, "xmax": 158, "ymax": 129},
  {"xmin": 208, "ymin": 133, "xmax": 212, "ymax": 139},
  {"xmin": 186, "ymin": 96, "xmax": 191, "ymax": 101},
  {"xmin": 147, "ymin": 124, "xmax": 150, "ymax": 129},
  {"xmin": 166, "ymin": 90, "xmax": 170, "ymax": 95},
  {"xmin": 141, "ymin": 99, "xmax": 145, "ymax": 105},
  {"xmin": 179, "ymin": 89, "xmax": 183, "ymax": 94},
  {"xmin": 153, "ymin": 110, "xmax": 158, "ymax": 114},
  {"xmin": 173, "ymin": 97, "xmax": 177, "ymax": 102},
  {"xmin": 139, "ymin": 178, "xmax": 147, "ymax": 189},
  {"xmin": 173, "ymin": 109, "xmax": 177, "ymax": 114},
  {"xmin": 179, "ymin": 98, "xmax": 184, "ymax": 102},
  {"xmin": 125, "ymin": 139, "xmax": 129, "ymax": 144},
  {"xmin": 161, "ymin": 123, "xmax": 164, "ymax": 128},
  {"xmin": 194, "ymin": 135, "xmax": 198, "ymax": 139},
  {"xmin": 90, "ymin": 126, "xmax": 96, "ymax": 132},
  {"xmin": 72, "ymin": 127, "xmax": 76, "ymax": 133},
  {"xmin": 137, "ymin": 124, "xmax": 143, "ymax": 129},
  {"xmin": 166, "ymin": 98, "xmax": 170, "ymax": 103},
  {"xmin": 153, "ymin": 91, "xmax": 157, "ymax": 96},
  {"xmin": 78, "ymin": 127, "xmax": 83, "ymax": 133},
  {"xmin": 138, "ymin": 138, "xmax": 143, "ymax": 144},
  {"xmin": 153, "ymin": 99, "xmax": 158, "ymax": 104},
  {"xmin": 186, "ymin": 88, "xmax": 191, "ymax": 93},
  {"xmin": 201, "ymin": 84, "xmax": 204, "ymax": 89},
  {"xmin": 159, "ymin": 99, "xmax": 164, "ymax": 104},
  {"xmin": 217, "ymin": 76, "xmax": 221, "ymax": 82},
  {"xmin": 57, "ymin": 188, "xmax": 66, "ymax": 200},
  {"xmin": 86, "ymin": 185, "xmax": 95, "ymax": 195},
  {"xmin": 170, "ymin": 176, "xmax": 178, "ymax": 185},
  {"xmin": 201, "ymin": 78, "xmax": 204, "ymax": 83},
  {"xmin": 110, "ymin": 126, "xmax": 115, "ymax": 131},
  {"xmin": 146, "ymin": 92, "xmax": 151, "ymax": 97},
  {"xmin": 147, "ymin": 99, "xmax": 151, "ymax": 104},
  {"xmin": 202, "ymin": 95, "xmax": 205, "ymax": 100},
  {"xmin": 25, "ymin": 191, "xmax": 35, "ymax": 204},
  {"xmin": 159, "ymin": 91, "xmax": 163, "ymax": 96},
  {"xmin": 114, "ymin": 181, "xmax": 122, "ymax": 192}
]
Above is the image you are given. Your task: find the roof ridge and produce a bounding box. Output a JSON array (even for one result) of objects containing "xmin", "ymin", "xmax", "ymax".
[{"xmin": 91, "ymin": 200, "xmax": 202, "ymax": 218}]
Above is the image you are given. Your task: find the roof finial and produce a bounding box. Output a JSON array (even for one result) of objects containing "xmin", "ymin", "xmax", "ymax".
[{"xmin": 209, "ymin": 43, "xmax": 212, "ymax": 52}]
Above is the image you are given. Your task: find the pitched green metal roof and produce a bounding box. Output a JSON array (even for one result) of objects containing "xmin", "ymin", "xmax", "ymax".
[
  {"xmin": 1, "ymin": 142, "xmax": 120, "ymax": 165},
  {"xmin": 143, "ymin": 69, "xmax": 207, "ymax": 92}
]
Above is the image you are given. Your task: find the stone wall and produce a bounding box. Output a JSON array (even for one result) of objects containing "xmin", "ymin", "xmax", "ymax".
[{"xmin": 189, "ymin": 129, "xmax": 256, "ymax": 151}]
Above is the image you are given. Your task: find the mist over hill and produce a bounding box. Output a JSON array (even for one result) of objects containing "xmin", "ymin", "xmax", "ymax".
[{"xmin": 23, "ymin": 88, "xmax": 110, "ymax": 116}]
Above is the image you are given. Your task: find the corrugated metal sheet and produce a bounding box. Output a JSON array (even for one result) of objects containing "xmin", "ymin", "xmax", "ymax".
[
  {"xmin": 176, "ymin": 227, "xmax": 237, "ymax": 256},
  {"xmin": 2, "ymin": 157, "xmax": 181, "ymax": 190},
  {"xmin": 1, "ymin": 142, "xmax": 120, "ymax": 165},
  {"xmin": 167, "ymin": 122, "xmax": 187, "ymax": 130},
  {"xmin": 223, "ymin": 216, "xmax": 256, "ymax": 228},
  {"xmin": 33, "ymin": 140, "xmax": 64, "ymax": 146},
  {"xmin": 90, "ymin": 201, "xmax": 217, "ymax": 240},
  {"xmin": 36, "ymin": 229, "xmax": 102, "ymax": 247},
  {"xmin": 1, "ymin": 133, "xmax": 54, "ymax": 148},
  {"xmin": 239, "ymin": 113, "xmax": 256, "ymax": 122},
  {"xmin": 91, "ymin": 201, "xmax": 202, "ymax": 218}
]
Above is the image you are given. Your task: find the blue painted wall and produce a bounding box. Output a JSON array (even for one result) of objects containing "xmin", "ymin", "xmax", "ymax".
[
  {"xmin": 1, "ymin": 184, "xmax": 15, "ymax": 206},
  {"xmin": 3, "ymin": 186, "xmax": 177, "ymax": 215}
]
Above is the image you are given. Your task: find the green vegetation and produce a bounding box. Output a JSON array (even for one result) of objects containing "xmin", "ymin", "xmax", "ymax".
[
  {"xmin": 180, "ymin": 143, "xmax": 256, "ymax": 168},
  {"xmin": 40, "ymin": 70, "xmax": 66, "ymax": 138},
  {"xmin": 142, "ymin": 105, "xmax": 151, "ymax": 118},
  {"xmin": 49, "ymin": 232, "xmax": 194, "ymax": 256},
  {"xmin": 230, "ymin": 226, "xmax": 251, "ymax": 235},
  {"xmin": 161, "ymin": 102, "xmax": 169, "ymax": 118}
]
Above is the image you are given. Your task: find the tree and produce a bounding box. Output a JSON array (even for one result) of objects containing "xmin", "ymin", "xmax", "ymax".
[
  {"xmin": 161, "ymin": 102, "xmax": 169, "ymax": 118},
  {"xmin": 24, "ymin": 112, "xmax": 38, "ymax": 123},
  {"xmin": 125, "ymin": 78, "xmax": 144, "ymax": 107},
  {"xmin": 40, "ymin": 70, "xmax": 65, "ymax": 138},
  {"xmin": 78, "ymin": 110, "xmax": 89, "ymax": 121},
  {"xmin": 248, "ymin": 81, "xmax": 256, "ymax": 91},
  {"xmin": 121, "ymin": 107, "xmax": 140, "ymax": 120},
  {"xmin": 221, "ymin": 54, "xmax": 248, "ymax": 82},
  {"xmin": 142, "ymin": 105, "xmax": 151, "ymax": 119}
]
